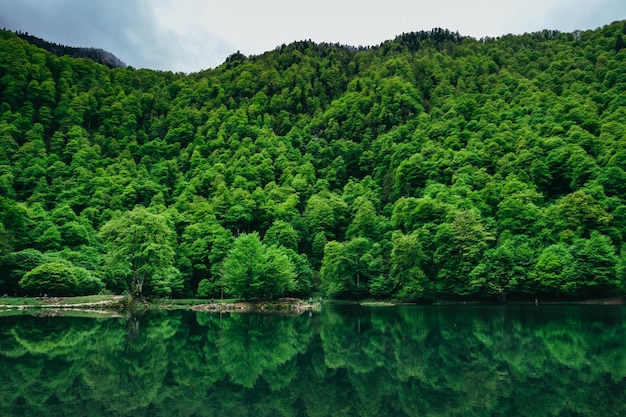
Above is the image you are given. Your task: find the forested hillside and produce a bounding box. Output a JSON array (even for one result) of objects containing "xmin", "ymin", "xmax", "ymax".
[
  {"xmin": 1, "ymin": 22, "xmax": 625, "ymax": 301},
  {"xmin": 15, "ymin": 31, "xmax": 127, "ymax": 69}
]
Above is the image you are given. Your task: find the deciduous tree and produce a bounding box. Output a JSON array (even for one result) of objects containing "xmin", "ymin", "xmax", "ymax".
[
  {"xmin": 222, "ymin": 232, "xmax": 296, "ymax": 299},
  {"xmin": 99, "ymin": 206, "xmax": 178, "ymax": 297}
]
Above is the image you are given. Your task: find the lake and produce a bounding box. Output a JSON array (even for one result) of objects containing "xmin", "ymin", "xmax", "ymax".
[{"xmin": 1, "ymin": 303, "xmax": 625, "ymax": 416}]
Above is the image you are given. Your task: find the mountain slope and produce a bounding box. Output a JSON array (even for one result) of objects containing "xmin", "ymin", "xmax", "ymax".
[{"xmin": 0, "ymin": 22, "xmax": 625, "ymax": 300}]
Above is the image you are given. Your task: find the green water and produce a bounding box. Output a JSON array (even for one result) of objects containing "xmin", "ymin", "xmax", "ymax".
[{"xmin": 1, "ymin": 304, "xmax": 625, "ymax": 416}]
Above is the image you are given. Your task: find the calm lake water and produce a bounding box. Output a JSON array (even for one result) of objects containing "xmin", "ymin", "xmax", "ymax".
[{"xmin": 1, "ymin": 304, "xmax": 625, "ymax": 416}]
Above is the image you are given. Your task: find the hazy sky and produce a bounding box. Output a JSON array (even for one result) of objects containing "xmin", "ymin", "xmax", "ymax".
[{"xmin": 1, "ymin": 0, "xmax": 625, "ymax": 73}]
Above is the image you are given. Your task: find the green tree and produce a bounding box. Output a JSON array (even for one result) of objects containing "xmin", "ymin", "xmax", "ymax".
[
  {"xmin": 303, "ymin": 191, "xmax": 348, "ymax": 240},
  {"xmin": 568, "ymin": 232, "xmax": 618, "ymax": 295},
  {"xmin": 99, "ymin": 206, "xmax": 179, "ymax": 297},
  {"xmin": 389, "ymin": 231, "xmax": 431, "ymax": 300},
  {"xmin": 222, "ymin": 232, "xmax": 296, "ymax": 299},
  {"xmin": 434, "ymin": 209, "xmax": 494, "ymax": 296},
  {"xmin": 320, "ymin": 237, "xmax": 380, "ymax": 298},
  {"xmin": 262, "ymin": 245, "xmax": 298, "ymax": 297},
  {"xmin": 532, "ymin": 243, "xmax": 576, "ymax": 296},
  {"xmin": 470, "ymin": 236, "xmax": 537, "ymax": 301},
  {"xmin": 393, "ymin": 153, "xmax": 427, "ymax": 198},
  {"xmin": 180, "ymin": 211, "xmax": 233, "ymax": 294},
  {"xmin": 345, "ymin": 196, "xmax": 385, "ymax": 240},
  {"xmin": 264, "ymin": 220, "xmax": 299, "ymax": 251}
]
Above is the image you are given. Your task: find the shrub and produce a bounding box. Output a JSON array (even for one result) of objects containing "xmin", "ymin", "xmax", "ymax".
[{"xmin": 19, "ymin": 262, "xmax": 103, "ymax": 296}]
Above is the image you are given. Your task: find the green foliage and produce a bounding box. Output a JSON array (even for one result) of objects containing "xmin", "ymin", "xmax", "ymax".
[
  {"xmin": 99, "ymin": 206, "xmax": 179, "ymax": 297},
  {"xmin": 19, "ymin": 261, "xmax": 103, "ymax": 296},
  {"xmin": 470, "ymin": 235, "xmax": 537, "ymax": 300},
  {"xmin": 389, "ymin": 231, "xmax": 430, "ymax": 300},
  {"xmin": 196, "ymin": 278, "xmax": 219, "ymax": 298},
  {"xmin": 263, "ymin": 220, "xmax": 299, "ymax": 251},
  {"xmin": 1, "ymin": 21, "xmax": 626, "ymax": 299},
  {"xmin": 320, "ymin": 237, "xmax": 383, "ymax": 298},
  {"xmin": 2, "ymin": 248, "xmax": 45, "ymax": 293},
  {"xmin": 222, "ymin": 232, "xmax": 296, "ymax": 299}
]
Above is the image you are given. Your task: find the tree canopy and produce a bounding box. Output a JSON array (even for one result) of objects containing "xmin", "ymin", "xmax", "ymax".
[{"xmin": 1, "ymin": 21, "xmax": 626, "ymax": 300}]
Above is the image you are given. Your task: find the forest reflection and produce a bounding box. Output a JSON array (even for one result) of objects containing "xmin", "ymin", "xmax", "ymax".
[{"xmin": 1, "ymin": 304, "xmax": 625, "ymax": 416}]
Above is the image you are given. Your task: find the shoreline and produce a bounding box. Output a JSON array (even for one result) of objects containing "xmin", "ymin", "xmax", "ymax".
[
  {"xmin": 0, "ymin": 296, "xmax": 322, "ymax": 316},
  {"xmin": 1, "ymin": 295, "xmax": 623, "ymax": 317}
]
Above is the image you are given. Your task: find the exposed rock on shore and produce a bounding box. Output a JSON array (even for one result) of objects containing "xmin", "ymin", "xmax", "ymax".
[{"xmin": 191, "ymin": 298, "xmax": 321, "ymax": 314}]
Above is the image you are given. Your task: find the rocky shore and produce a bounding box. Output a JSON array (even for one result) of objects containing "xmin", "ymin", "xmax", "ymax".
[{"xmin": 191, "ymin": 298, "xmax": 321, "ymax": 315}]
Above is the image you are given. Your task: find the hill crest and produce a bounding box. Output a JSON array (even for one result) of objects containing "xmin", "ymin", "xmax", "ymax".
[{"xmin": 13, "ymin": 30, "xmax": 126, "ymax": 68}]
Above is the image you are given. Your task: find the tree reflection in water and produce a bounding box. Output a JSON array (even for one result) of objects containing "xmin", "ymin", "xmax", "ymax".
[{"xmin": 1, "ymin": 305, "xmax": 625, "ymax": 416}]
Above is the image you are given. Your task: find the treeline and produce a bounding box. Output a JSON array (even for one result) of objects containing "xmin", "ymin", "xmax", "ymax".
[
  {"xmin": 13, "ymin": 30, "xmax": 127, "ymax": 68},
  {"xmin": 0, "ymin": 21, "xmax": 625, "ymax": 301}
]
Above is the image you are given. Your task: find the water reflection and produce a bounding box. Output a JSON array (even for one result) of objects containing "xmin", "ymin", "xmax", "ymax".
[{"xmin": 1, "ymin": 305, "xmax": 625, "ymax": 416}]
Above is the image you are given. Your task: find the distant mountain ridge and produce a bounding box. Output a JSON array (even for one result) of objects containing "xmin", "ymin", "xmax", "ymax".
[{"xmin": 14, "ymin": 31, "xmax": 126, "ymax": 68}]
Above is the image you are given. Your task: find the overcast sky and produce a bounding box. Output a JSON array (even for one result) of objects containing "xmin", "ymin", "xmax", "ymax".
[{"xmin": 1, "ymin": 0, "xmax": 625, "ymax": 73}]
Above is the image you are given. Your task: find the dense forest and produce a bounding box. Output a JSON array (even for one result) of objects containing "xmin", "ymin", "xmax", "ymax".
[{"xmin": 1, "ymin": 21, "xmax": 625, "ymax": 301}]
